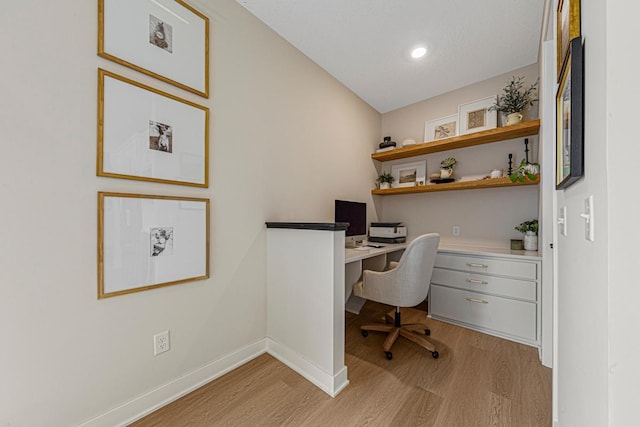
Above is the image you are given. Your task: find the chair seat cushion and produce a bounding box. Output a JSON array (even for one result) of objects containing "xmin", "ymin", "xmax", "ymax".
[{"xmin": 353, "ymin": 280, "xmax": 364, "ymax": 298}]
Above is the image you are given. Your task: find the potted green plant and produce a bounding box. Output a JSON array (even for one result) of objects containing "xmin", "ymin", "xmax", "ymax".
[
  {"xmin": 515, "ymin": 219, "xmax": 538, "ymax": 251},
  {"xmin": 509, "ymin": 158, "xmax": 540, "ymax": 183},
  {"xmin": 440, "ymin": 157, "xmax": 457, "ymax": 179},
  {"xmin": 490, "ymin": 76, "xmax": 538, "ymax": 126},
  {"xmin": 377, "ymin": 172, "xmax": 394, "ymax": 189}
]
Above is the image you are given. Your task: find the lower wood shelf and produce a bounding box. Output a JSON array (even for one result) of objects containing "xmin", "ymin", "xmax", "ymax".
[{"xmin": 371, "ymin": 175, "xmax": 539, "ymax": 196}]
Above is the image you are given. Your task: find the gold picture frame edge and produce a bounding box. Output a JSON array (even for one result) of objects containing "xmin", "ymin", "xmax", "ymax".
[
  {"xmin": 97, "ymin": 0, "xmax": 210, "ymax": 98},
  {"xmin": 97, "ymin": 68, "xmax": 210, "ymax": 188},
  {"xmin": 97, "ymin": 191, "xmax": 211, "ymax": 299}
]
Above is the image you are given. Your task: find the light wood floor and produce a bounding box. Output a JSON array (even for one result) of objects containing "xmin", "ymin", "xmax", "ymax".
[{"xmin": 132, "ymin": 301, "xmax": 551, "ymax": 426}]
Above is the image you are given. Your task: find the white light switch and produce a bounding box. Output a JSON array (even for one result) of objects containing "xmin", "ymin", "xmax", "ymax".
[
  {"xmin": 582, "ymin": 195, "xmax": 595, "ymax": 242},
  {"xmin": 558, "ymin": 206, "xmax": 567, "ymax": 236}
]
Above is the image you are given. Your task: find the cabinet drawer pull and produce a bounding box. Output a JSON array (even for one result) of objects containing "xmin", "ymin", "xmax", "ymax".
[
  {"xmin": 466, "ymin": 278, "xmax": 488, "ymax": 285},
  {"xmin": 466, "ymin": 297, "xmax": 489, "ymax": 304},
  {"xmin": 466, "ymin": 262, "xmax": 488, "ymax": 268}
]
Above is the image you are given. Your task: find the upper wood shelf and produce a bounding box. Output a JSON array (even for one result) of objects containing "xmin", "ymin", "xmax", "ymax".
[{"xmin": 371, "ymin": 119, "xmax": 541, "ymax": 162}]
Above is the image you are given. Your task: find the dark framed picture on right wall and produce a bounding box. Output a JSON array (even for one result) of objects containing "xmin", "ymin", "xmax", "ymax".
[{"xmin": 556, "ymin": 36, "xmax": 585, "ymax": 190}]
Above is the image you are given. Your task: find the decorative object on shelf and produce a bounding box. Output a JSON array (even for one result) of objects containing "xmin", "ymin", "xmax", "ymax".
[
  {"xmin": 510, "ymin": 239, "xmax": 525, "ymax": 250},
  {"xmin": 439, "ymin": 157, "xmax": 457, "ymax": 179},
  {"xmin": 429, "ymin": 172, "xmax": 441, "ymax": 180},
  {"xmin": 98, "ymin": 192, "xmax": 210, "ymax": 298},
  {"xmin": 557, "ymin": 0, "xmax": 581, "ymax": 80},
  {"xmin": 98, "ymin": 0, "xmax": 209, "ymax": 98},
  {"xmin": 490, "ymin": 76, "xmax": 538, "ymax": 126},
  {"xmin": 490, "ymin": 169, "xmax": 503, "ymax": 179},
  {"xmin": 424, "ymin": 114, "xmax": 458, "ymax": 142},
  {"xmin": 524, "ymin": 138, "xmax": 530, "ymax": 163},
  {"xmin": 515, "ymin": 219, "xmax": 539, "ymax": 251},
  {"xmin": 458, "ymin": 96, "xmax": 498, "ymax": 135},
  {"xmin": 377, "ymin": 172, "xmax": 395, "ymax": 190},
  {"xmin": 509, "ymin": 158, "xmax": 539, "ymax": 183},
  {"xmin": 508, "ymin": 153, "xmax": 513, "ymax": 175},
  {"xmin": 97, "ymin": 69, "xmax": 209, "ymax": 187},
  {"xmin": 431, "ymin": 178, "xmax": 455, "ymax": 184},
  {"xmin": 402, "ymin": 138, "xmax": 417, "ymax": 147},
  {"xmin": 379, "ymin": 136, "xmax": 397, "ymax": 149},
  {"xmin": 556, "ymin": 36, "xmax": 585, "ymax": 190},
  {"xmin": 391, "ymin": 160, "xmax": 426, "ymax": 188}
]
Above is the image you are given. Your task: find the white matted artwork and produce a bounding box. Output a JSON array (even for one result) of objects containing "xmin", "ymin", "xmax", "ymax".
[
  {"xmin": 391, "ymin": 161, "xmax": 426, "ymax": 188},
  {"xmin": 424, "ymin": 114, "xmax": 458, "ymax": 142},
  {"xmin": 98, "ymin": 0, "xmax": 209, "ymax": 97},
  {"xmin": 98, "ymin": 69, "xmax": 209, "ymax": 187},
  {"xmin": 98, "ymin": 192, "xmax": 210, "ymax": 298},
  {"xmin": 458, "ymin": 96, "xmax": 498, "ymax": 135}
]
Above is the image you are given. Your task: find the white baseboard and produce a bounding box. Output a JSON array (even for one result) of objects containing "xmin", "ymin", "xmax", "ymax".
[
  {"xmin": 78, "ymin": 339, "xmax": 267, "ymax": 427},
  {"xmin": 265, "ymin": 338, "xmax": 349, "ymax": 397}
]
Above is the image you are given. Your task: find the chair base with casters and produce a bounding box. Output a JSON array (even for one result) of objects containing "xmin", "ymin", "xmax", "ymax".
[
  {"xmin": 353, "ymin": 233, "xmax": 441, "ymax": 361},
  {"xmin": 360, "ymin": 306, "xmax": 439, "ymax": 360}
]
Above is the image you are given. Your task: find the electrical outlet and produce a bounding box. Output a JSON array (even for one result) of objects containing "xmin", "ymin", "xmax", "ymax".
[
  {"xmin": 452, "ymin": 225, "xmax": 460, "ymax": 236},
  {"xmin": 153, "ymin": 331, "xmax": 170, "ymax": 356}
]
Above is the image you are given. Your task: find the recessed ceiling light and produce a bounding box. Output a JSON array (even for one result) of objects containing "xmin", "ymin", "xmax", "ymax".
[{"xmin": 411, "ymin": 47, "xmax": 427, "ymax": 59}]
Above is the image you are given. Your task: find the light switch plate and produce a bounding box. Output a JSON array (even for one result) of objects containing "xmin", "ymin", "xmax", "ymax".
[
  {"xmin": 558, "ymin": 206, "xmax": 567, "ymax": 236},
  {"xmin": 584, "ymin": 195, "xmax": 595, "ymax": 242}
]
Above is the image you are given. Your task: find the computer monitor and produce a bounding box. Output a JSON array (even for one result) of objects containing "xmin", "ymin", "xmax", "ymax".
[{"xmin": 334, "ymin": 200, "xmax": 367, "ymax": 247}]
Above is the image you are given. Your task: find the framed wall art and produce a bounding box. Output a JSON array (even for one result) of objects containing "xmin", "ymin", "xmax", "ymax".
[
  {"xmin": 98, "ymin": 69, "xmax": 209, "ymax": 187},
  {"xmin": 458, "ymin": 96, "xmax": 497, "ymax": 135},
  {"xmin": 391, "ymin": 161, "xmax": 426, "ymax": 188},
  {"xmin": 98, "ymin": 0, "xmax": 210, "ymax": 97},
  {"xmin": 557, "ymin": 0, "xmax": 581, "ymax": 80},
  {"xmin": 556, "ymin": 37, "xmax": 584, "ymax": 190},
  {"xmin": 424, "ymin": 114, "xmax": 458, "ymax": 142},
  {"xmin": 98, "ymin": 192, "xmax": 210, "ymax": 298}
]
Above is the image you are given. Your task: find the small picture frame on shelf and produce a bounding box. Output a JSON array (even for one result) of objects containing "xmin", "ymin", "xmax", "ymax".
[
  {"xmin": 390, "ymin": 161, "xmax": 426, "ymax": 188},
  {"xmin": 424, "ymin": 114, "xmax": 458, "ymax": 142},
  {"xmin": 458, "ymin": 96, "xmax": 497, "ymax": 135}
]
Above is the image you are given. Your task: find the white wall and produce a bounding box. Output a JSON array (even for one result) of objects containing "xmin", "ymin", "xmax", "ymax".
[
  {"xmin": 0, "ymin": 1, "xmax": 379, "ymax": 425},
  {"xmin": 379, "ymin": 65, "xmax": 541, "ymax": 248}
]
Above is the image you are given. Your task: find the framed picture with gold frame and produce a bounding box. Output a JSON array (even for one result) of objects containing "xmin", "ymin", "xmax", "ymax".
[
  {"xmin": 557, "ymin": 0, "xmax": 581, "ymax": 80},
  {"xmin": 98, "ymin": 0, "xmax": 210, "ymax": 97},
  {"xmin": 556, "ymin": 37, "xmax": 584, "ymax": 190},
  {"xmin": 98, "ymin": 69, "xmax": 209, "ymax": 187},
  {"xmin": 98, "ymin": 192, "xmax": 210, "ymax": 299}
]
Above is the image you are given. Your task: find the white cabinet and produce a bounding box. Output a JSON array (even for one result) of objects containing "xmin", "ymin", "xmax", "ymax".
[{"xmin": 429, "ymin": 249, "xmax": 541, "ymax": 348}]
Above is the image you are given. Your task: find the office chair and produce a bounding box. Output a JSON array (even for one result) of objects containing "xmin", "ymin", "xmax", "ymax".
[{"xmin": 353, "ymin": 233, "xmax": 440, "ymax": 360}]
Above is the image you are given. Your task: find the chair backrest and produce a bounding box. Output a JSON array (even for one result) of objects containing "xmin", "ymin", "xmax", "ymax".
[{"xmin": 361, "ymin": 233, "xmax": 440, "ymax": 307}]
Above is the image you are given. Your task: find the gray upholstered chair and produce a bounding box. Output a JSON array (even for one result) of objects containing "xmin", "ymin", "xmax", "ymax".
[{"xmin": 353, "ymin": 233, "xmax": 440, "ymax": 360}]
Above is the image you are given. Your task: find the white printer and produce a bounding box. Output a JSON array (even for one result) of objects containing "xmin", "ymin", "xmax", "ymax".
[{"xmin": 368, "ymin": 222, "xmax": 407, "ymax": 243}]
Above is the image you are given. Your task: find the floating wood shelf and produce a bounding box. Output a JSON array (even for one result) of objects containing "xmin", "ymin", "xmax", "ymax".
[
  {"xmin": 371, "ymin": 119, "xmax": 541, "ymax": 162},
  {"xmin": 371, "ymin": 176, "xmax": 540, "ymax": 196}
]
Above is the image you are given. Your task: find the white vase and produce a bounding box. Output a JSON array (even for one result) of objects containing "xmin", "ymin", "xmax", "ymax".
[
  {"xmin": 524, "ymin": 232, "xmax": 538, "ymax": 251},
  {"xmin": 506, "ymin": 112, "xmax": 524, "ymax": 126},
  {"xmin": 380, "ymin": 182, "xmax": 390, "ymax": 190},
  {"xmin": 440, "ymin": 168, "xmax": 453, "ymax": 179}
]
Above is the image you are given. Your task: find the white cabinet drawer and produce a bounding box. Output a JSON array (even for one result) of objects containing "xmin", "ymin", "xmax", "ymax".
[
  {"xmin": 430, "ymin": 285, "xmax": 537, "ymax": 342},
  {"xmin": 435, "ymin": 253, "xmax": 537, "ymax": 280},
  {"xmin": 431, "ymin": 268, "xmax": 536, "ymax": 301}
]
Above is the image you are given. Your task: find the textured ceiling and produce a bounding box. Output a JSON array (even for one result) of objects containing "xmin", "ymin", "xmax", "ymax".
[{"xmin": 234, "ymin": 0, "xmax": 545, "ymax": 113}]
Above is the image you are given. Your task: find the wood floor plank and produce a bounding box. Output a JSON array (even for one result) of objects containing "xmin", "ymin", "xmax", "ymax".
[{"xmin": 131, "ymin": 300, "xmax": 551, "ymax": 426}]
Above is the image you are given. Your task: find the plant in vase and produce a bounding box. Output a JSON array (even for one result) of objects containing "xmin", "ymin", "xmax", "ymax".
[
  {"xmin": 515, "ymin": 219, "xmax": 539, "ymax": 251},
  {"xmin": 490, "ymin": 76, "xmax": 538, "ymax": 126},
  {"xmin": 509, "ymin": 158, "xmax": 540, "ymax": 183},
  {"xmin": 440, "ymin": 157, "xmax": 457, "ymax": 179},
  {"xmin": 377, "ymin": 172, "xmax": 394, "ymax": 189}
]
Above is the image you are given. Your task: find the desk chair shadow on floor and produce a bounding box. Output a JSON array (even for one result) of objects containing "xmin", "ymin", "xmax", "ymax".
[{"xmin": 353, "ymin": 233, "xmax": 440, "ymax": 360}]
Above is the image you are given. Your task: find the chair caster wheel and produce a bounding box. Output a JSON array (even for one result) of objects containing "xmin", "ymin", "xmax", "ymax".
[
  {"xmin": 424, "ymin": 328, "xmax": 431, "ymax": 336},
  {"xmin": 361, "ymin": 330, "xmax": 368, "ymax": 337},
  {"xmin": 431, "ymin": 351, "xmax": 439, "ymax": 359},
  {"xmin": 385, "ymin": 351, "xmax": 393, "ymax": 360}
]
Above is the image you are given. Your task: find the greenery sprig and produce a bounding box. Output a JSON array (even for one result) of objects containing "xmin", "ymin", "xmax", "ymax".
[
  {"xmin": 377, "ymin": 172, "xmax": 394, "ymax": 183},
  {"xmin": 515, "ymin": 219, "xmax": 538, "ymax": 235},
  {"xmin": 509, "ymin": 158, "xmax": 539, "ymax": 183},
  {"xmin": 440, "ymin": 157, "xmax": 457, "ymax": 169},
  {"xmin": 490, "ymin": 76, "xmax": 538, "ymax": 114}
]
